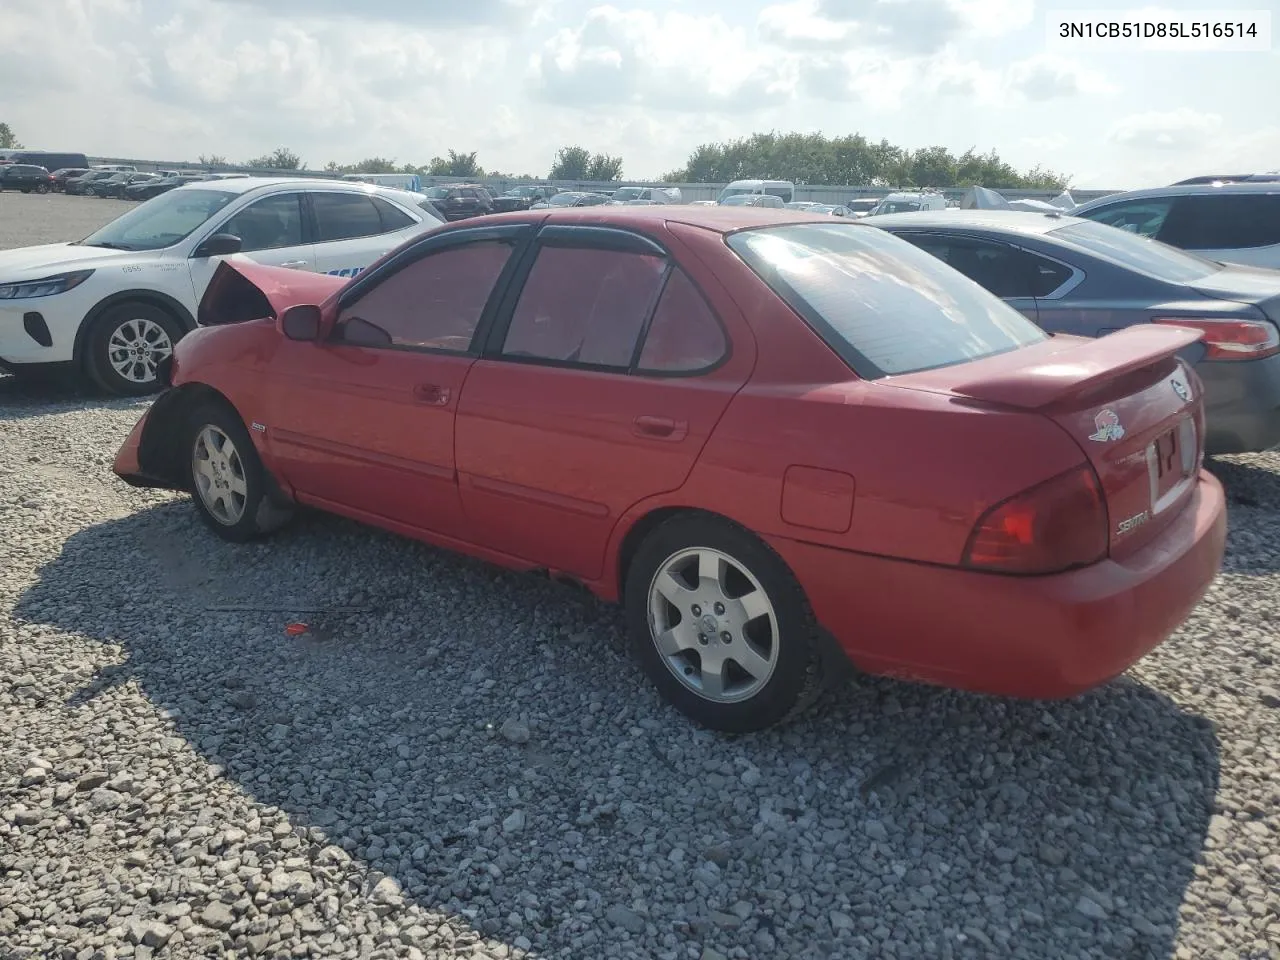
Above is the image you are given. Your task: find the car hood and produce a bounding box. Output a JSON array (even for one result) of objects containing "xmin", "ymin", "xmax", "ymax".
[{"xmin": 0, "ymin": 242, "xmax": 147, "ymax": 280}]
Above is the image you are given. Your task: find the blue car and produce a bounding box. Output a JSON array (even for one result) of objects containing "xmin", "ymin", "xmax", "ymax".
[{"xmin": 864, "ymin": 210, "xmax": 1280, "ymax": 454}]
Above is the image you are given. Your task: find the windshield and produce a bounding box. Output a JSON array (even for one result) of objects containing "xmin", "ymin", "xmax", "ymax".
[
  {"xmin": 728, "ymin": 223, "xmax": 1047, "ymax": 378},
  {"xmin": 80, "ymin": 188, "xmax": 237, "ymax": 251},
  {"xmin": 850, "ymin": 200, "xmax": 879, "ymax": 211},
  {"xmin": 717, "ymin": 186, "xmax": 756, "ymax": 203},
  {"xmin": 425, "ymin": 187, "xmax": 451, "ymax": 199},
  {"xmin": 612, "ymin": 187, "xmax": 643, "ymax": 202},
  {"xmin": 872, "ymin": 201, "xmax": 921, "ymax": 215},
  {"xmin": 720, "ymin": 195, "xmax": 757, "ymax": 207},
  {"xmin": 548, "ymin": 193, "xmax": 583, "ymax": 206},
  {"xmin": 1049, "ymin": 220, "xmax": 1220, "ymax": 283}
]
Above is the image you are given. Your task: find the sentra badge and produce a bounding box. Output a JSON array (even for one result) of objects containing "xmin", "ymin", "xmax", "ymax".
[{"xmin": 1088, "ymin": 409, "xmax": 1125, "ymax": 443}]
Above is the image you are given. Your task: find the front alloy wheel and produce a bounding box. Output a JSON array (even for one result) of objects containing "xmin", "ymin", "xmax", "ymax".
[{"xmin": 191, "ymin": 425, "xmax": 248, "ymax": 526}]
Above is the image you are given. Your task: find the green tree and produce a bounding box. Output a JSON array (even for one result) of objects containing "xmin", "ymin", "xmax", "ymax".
[
  {"xmin": 549, "ymin": 146, "xmax": 591, "ymax": 180},
  {"xmin": 0, "ymin": 122, "xmax": 23, "ymax": 150},
  {"xmin": 663, "ymin": 131, "xmax": 1069, "ymax": 190},
  {"xmin": 325, "ymin": 156, "xmax": 402, "ymax": 175},
  {"xmin": 199, "ymin": 154, "xmax": 228, "ymax": 168},
  {"xmin": 426, "ymin": 150, "xmax": 483, "ymax": 178},
  {"xmin": 245, "ymin": 147, "xmax": 304, "ymax": 170},
  {"xmin": 586, "ymin": 153, "xmax": 623, "ymax": 181}
]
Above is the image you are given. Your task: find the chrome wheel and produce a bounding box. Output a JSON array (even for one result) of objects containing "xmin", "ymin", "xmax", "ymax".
[
  {"xmin": 107, "ymin": 317, "xmax": 173, "ymax": 384},
  {"xmin": 647, "ymin": 547, "xmax": 780, "ymax": 703},
  {"xmin": 191, "ymin": 425, "xmax": 248, "ymax": 526}
]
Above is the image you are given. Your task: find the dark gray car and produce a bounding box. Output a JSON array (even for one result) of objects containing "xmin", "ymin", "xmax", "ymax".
[{"xmin": 864, "ymin": 210, "xmax": 1280, "ymax": 454}]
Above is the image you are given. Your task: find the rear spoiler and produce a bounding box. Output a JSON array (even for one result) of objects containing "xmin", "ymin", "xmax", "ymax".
[
  {"xmin": 948, "ymin": 325, "xmax": 1204, "ymax": 410},
  {"xmin": 198, "ymin": 259, "xmax": 349, "ymax": 327}
]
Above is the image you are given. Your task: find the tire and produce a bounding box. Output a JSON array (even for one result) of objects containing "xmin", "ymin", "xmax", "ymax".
[
  {"xmin": 185, "ymin": 400, "xmax": 293, "ymax": 542},
  {"xmin": 84, "ymin": 301, "xmax": 185, "ymax": 396},
  {"xmin": 624, "ymin": 513, "xmax": 825, "ymax": 733},
  {"xmin": 35, "ymin": 183, "xmax": 49, "ymax": 194}
]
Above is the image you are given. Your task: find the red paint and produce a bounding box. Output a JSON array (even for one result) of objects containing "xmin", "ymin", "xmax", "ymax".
[{"xmin": 113, "ymin": 207, "xmax": 1228, "ymax": 701}]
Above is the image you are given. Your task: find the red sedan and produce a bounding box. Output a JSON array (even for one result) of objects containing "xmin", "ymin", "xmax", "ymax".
[{"xmin": 113, "ymin": 207, "xmax": 1227, "ymax": 732}]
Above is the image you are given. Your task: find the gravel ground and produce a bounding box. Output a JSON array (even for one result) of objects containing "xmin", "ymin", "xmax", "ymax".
[
  {"xmin": 2, "ymin": 200, "xmax": 1279, "ymax": 959},
  {"xmin": 0, "ymin": 191, "xmax": 133, "ymax": 248}
]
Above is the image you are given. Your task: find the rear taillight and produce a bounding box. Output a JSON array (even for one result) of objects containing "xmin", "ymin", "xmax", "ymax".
[
  {"xmin": 963, "ymin": 464, "xmax": 1108, "ymax": 575},
  {"xmin": 1152, "ymin": 317, "xmax": 1280, "ymax": 360}
]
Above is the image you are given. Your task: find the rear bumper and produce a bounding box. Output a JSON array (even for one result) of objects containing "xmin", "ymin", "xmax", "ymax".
[
  {"xmin": 1197, "ymin": 353, "xmax": 1280, "ymax": 453},
  {"xmin": 769, "ymin": 469, "xmax": 1227, "ymax": 699}
]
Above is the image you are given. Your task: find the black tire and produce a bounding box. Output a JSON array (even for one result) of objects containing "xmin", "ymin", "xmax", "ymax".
[
  {"xmin": 35, "ymin": 183, "xmax": 49, "ymax": 194},
  {"xmin": 184, "ymin": 400, "xmax": 293, "ymax": 542},
  {"xmin": 84, "ymin": 301, "xmax": 186, "ymax": 397},
  {"xmin": 624, "ymin": 513, "xmax": 825, "ymax": 733}
]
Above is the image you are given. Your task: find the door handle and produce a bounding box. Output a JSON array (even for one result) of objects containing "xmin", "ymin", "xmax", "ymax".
[
  {"xmin": 280, "ymin": 260, "xmax": 309, "ymax": 269},
  {"xmin": 414, "ymin": 383, "xmax": 451, "ymax": 406},
  {"xmin": 633, "ymin": 415, "xmax": 687, "ymax": 440}
]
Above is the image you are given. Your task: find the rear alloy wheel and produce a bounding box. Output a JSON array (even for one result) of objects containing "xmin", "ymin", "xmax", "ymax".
[
  {"xmin": 34, "ymin": 183, "xmax": 49, "ymax": 194},
  {"xmin": 186, "ymin": 403, "xmax": 293, "ymax": 542},
  {"xmin": 625, "ymin": 515, "xmax": 825, "ymax": 732},
  {"xmin": 86, "ymin": 302, "xmax": 182, "ymax": 396}
]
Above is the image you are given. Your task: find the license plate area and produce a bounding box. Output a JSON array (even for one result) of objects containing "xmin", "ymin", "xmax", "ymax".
[{"xmin": 1147, "ymin": 416, "xmax": 1196, "ymax": 515}]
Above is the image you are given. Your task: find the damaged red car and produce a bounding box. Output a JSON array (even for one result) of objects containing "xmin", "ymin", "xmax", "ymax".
[{"xmin": 113, "ymin": 208, "xmax": 1227, "ymax": 731}]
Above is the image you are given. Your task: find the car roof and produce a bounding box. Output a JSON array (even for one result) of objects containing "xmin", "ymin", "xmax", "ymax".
[
  {"xmin": 1076, "ymin": 181, "xmax": 1280, "ymax": 209},
  {"xmin": 863, "ymin": 210, "xmax": 1080, "ymax": 235},
  {"xmin": 439, "ymin": 205, "xmax": 867, "ymax": 234},
  {"xmin": 175, "ymin": 177, "xmax": 423, "ymax": 201}
]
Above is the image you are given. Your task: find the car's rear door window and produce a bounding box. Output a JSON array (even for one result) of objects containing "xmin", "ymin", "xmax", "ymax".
[
  {"xmin": 896, "ymin": 234, "xmax": 1073, "ymax": 298},
  {"xmin": 334, "ymin": 241, "xmax": 513, "ymax": 351},
  {"xmin": 371, "ymin": 196, "xmax": 416, "ymax": 232},
  {"xmin": 1157, "ymin": 193, "xmax": 1280, "ymax": 250},
  {"xmin": 502, "ymin": 246, "xmax": 668, "ymax": 368},
  {"xmin": 637, "ymin": 269, "xmax": 728, "ymax": 373},
  {"xmin": 728, "ymin": 222, "xmax": 1047, "ymax": 378},
  {"xmin": 312, "ymin": 192, "xmax": 386, "ymax": 242}
]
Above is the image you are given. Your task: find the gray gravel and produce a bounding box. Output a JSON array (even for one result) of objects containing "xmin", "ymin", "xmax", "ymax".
[
  {"xmin": 0, "ymin": 191, "xmax": 134, "ymax": 248},
  {"xmin": 2, "ymin": 208, "xmax": 1280, "ymax": 959}
]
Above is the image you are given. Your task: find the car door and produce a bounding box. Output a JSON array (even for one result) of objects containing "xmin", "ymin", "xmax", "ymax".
[
  {"xmin": 1155, "ymin": 192, "xmax": 1280, "ymax": 269},
  {"xmin": 261, "ymin": 225, "xmax": 525, "ymax": 539},
  {"xmin": 309, "ymin": 191, "xmax": 417, "ymax": 278},
  {"xmin": 454, "ymin": 224, "xmax": 750, "ymax": 580},
  {"xmin": 186, "ymin": 191, "xmax": 316, "ymax": 303}
]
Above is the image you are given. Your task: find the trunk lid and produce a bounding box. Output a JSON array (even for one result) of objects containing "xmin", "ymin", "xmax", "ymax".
[
  {"xmin": 1188, "ymin": 263, "xmax": 1280, "ymax": 322},
  {"xmin": 197, "ymin": 258, "xmax": 349, "ymax": 327},
  {"xmin": 887, "ymin": 326, "xmax": 1207, "ymax": 558}
]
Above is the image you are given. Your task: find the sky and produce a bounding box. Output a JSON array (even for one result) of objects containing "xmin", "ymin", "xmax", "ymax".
[{"xmin": 1, "ymin": 0, "xmax": 1277, "ymax": 189}]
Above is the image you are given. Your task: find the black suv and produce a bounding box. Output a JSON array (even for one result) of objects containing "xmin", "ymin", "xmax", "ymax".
[
  {"xmin": 491, "ymin": 185, "xmax": 560, "ymax": 213},
  {"xmin": 65, "ymin": 170, "xmax": 117, "ymax": 195},
  {"xmin": 422, "ymin": 184, "xmax": 495, "ymax": 221},
  {"xmin": 50, "ymin": 168, "xmax": 90, "ymax": 191},
  {"xmin": 0, "ymin": 164, "xmax": 53, "ymax": 193}
]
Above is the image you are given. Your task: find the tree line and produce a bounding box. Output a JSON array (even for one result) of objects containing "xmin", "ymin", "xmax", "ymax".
[
  {"xmin": 2, "ymin": 118, "xmax": 1070, "ymax": 189},
  {"xmin": 201, "ymin": 134, "xmax": 1069, "ymax": 190}
]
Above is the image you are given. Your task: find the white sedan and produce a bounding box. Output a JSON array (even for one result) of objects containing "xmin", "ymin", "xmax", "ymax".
[{"xmin": 0, "ymin": 178, "xmax": 445, "ymax": 395}]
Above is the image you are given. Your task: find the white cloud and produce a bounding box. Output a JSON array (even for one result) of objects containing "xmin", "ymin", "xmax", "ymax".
[
  {"xmin": 531, "ymin": 7, "xmax": 794, "ymax": 112},
  {"xmin": 1006, "ymin": 54, "xmax": 1114, "ymax": 101},
  {"xmin": 1109, "ymin": 108, "xmax": 1224, "ymax": 150}
]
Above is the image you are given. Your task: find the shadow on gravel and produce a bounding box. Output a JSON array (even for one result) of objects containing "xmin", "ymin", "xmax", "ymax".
[
  {"xmin": 1207, "ymin": 456, "xmax": 1280, "ymax": 575},
  {"xmin": 0, "ymin": 371, "xmax": 140, "ymax": 421},
  {"xmin": 18, "ymin": 499, "xmax": 1222, "ymax": 960}
]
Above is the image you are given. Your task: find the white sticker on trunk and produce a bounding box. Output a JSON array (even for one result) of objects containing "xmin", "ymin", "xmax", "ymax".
[{"xmin": 1088, "ymin": 409, "xmax": 1125, "ymax": 443}]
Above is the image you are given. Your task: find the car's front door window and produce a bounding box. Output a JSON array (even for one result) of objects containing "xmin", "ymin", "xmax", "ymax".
[
  {"xmin": 334, "ymin": 240, "xmax": 515, "ymax": 351},
  {"xmin": 219, "ymin": 193, "xmax": 305, "ymax": 253}
]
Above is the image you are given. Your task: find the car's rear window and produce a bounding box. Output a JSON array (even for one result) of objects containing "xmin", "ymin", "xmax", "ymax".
[
  {"xmin": 1048, "ymin": 219, "xmax": 1221, "ymax": 283},
  {"xmin": 727, "ymin": 223, "xmax": 1048, "ymax": 378}
]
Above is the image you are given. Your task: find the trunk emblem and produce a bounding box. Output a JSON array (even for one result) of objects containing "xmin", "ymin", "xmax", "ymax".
[
  {"xmin": 1170, "ymin": 377, "xmax": 1191, "ymax": 402},
  {"xmin": 1088, "ymin": 409, "xmax": 1125, "ymax": 443}
]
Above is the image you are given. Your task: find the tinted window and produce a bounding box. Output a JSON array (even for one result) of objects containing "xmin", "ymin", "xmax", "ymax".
[
  {"xmin": 1078, "ymin": 197, "xmax": 1173, "ymax": 237},
  {"xmin": 727, "ymin": 223, "xmax": 1047, "ymax": 378},
  {"xmin": 1158, "ymin": 194, "xmax": 1280, "ymax": 250},
  {"xmin": 372, "ymin": 196, "xmax": 416, "ymax": 232},
  {"xmin": 81, "ymin": 188, "xmax": 237, "ymax": 251},
  {"xmin": 503, "ymin": 246, "xmax": 668, "ymax": 367},
  {"xmin": 220, "ymin": 193, "xmax": 305, "ymax": 252},
  {"xmin": 335, "ymin": 241, "xmax": 513, "ymax": 351},
  {"xmin": 638, "ymin": 270, "xmax": 727, "ymax": 373},
  {"xmin": 1049, "ymin": 220, "xmax": 1219, "ymax": 283},
  {"xmin": 897, "ymin": 235, "xmax": 1072, "ymax": 298},
  {"xmin": 313, "ymin": 193, "xmax": 386, "ymax": 242}
]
